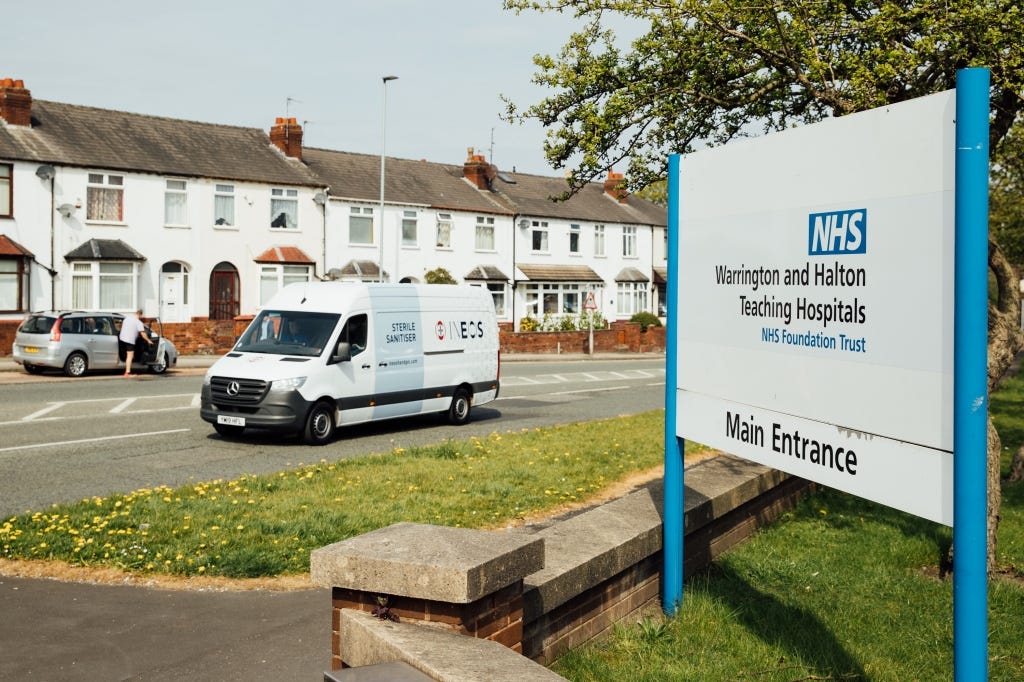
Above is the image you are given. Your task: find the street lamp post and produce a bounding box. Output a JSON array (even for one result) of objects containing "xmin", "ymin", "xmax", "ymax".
[{"xmin": 378, "ymin": 75, "xmax": 398, "ymax": 283}]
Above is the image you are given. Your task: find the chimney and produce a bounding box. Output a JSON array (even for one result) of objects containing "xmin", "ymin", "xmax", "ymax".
[
  {"xmin": 463, "ymin": 147, "xmax": 491, "ymax": 190},
  {"xmin": 0, "ymin": 78, "xmax": 32, "ymax": 127},
  {"xmin": 270, "ymin": 117, "xmax": 303, "ymax": 160},
  {"xmin": 603, "ymin": 170, "xmax": 628, "ymax": 203}
]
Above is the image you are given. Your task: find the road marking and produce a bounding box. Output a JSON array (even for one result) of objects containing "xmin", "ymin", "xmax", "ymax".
[
  {"xmin": 110, "ymin": 398, "xmax": 137, "ymax": 414},
  {"xmin": 22, "ymin": 402, "xmax": 66, "ymax": 421},
  {"xmin": 0, "ymin": 428, "xmax": 192, "ymax": 453},
  {"xmin": 498, "ymin": 385, "xmax": 629, "ymax": 400}
]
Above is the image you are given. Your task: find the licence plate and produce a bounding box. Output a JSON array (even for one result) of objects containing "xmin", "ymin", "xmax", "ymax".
[
  {"xmin": 24, "ymin": 346, "xmax": 39, "ymax": 353},
  {"xmin": 217, "ymin": 415, "xmax": 245, "ymax": 427}
]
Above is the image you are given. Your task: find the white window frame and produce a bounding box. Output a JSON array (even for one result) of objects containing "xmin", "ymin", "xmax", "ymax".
[
  {"xmin": 270, "ymin": 188, "xmax": 298, "ymax": 230},
  {"xmin": 471, "ymin": 282, "xmax": 506, "ymax": 317},
  {"xmin": 622, "ymin": 225, "xmax": 637, "ymax": 258},
  {"xmin": 259, "ymin": 264, "xmax": 312, "ymax": 306},
  {"xmin": 70, "ymin": 261, "xmax": 138, "ymax": 309},
  {"xmin": 616, "ymin": 281, "xmax": 648, "ymax": 317},
  {"xmin": 0, "ymin": 256, "xmax": 28, "ymax": 312},
  {"xmin": 164, "ymin": 178, "xmax": 188, "ymax": 227},
  {"xmin": 436, "ymin": 212, "xmax": 453, "ymax": 249},
  {"xmin": 569, "ymin": 224, "xmax": 581, "ymax": 255},
  {"xmin": 531, "ymin": 220, "xmax": 549, "ymax": 253},
  {"xmin": 594, "ymin": 224, "xmax": 606, "ymax": 257},
  {"xmin": 0, "ymin": 163, "xmax": 11, "ymax": 218},
  {"xmin": 475, "ymin": 216, "xmax": 496, "ymax": 251},
  {"xmin": 349, "ymin": 206, "xmax": 374, "ymax": 245},
  {"xmin": 214, "ymin": 183, "xmax": 235, "ymax": 227},
  {"xmin": 86, "ymin": 173, "xmax": 125, "ymax": 223},
  {"xmin": 523, "ymin": 282, "xmax": 583, "ymax": 317},
  {"xmin": 401, "ymin": 210, "xmax": 418, "ymax": 247}
]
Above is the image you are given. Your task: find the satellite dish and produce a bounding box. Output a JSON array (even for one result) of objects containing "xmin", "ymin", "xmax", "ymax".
[
  {"xmin": 517, "ymin": 218, "xmax": 530, "ymax": 230},
  {"xmin": 36, "ymin": 165, "xmax": 55, "ymax": 181},
  {"xmin": 327, "ymin": 268, "xmax": 343, "ymax": 280}
]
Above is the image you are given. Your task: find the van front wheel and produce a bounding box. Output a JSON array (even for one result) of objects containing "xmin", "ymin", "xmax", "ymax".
[
  {"xmin": 447, "ymin": 388, "xmax": 472, "ymax": 426},
  {"xmin": 304, "ymin": 401, "xmax": 337, "ymax": 445}
]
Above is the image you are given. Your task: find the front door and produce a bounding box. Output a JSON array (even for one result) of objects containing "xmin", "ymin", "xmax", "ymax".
[
  {"xmin": 210, "ymin": 266, "xmax": 239, "ymax": 320},
  {"xmin": 160, "ymin": 262, "xmax": 191, "ymax": 322}
]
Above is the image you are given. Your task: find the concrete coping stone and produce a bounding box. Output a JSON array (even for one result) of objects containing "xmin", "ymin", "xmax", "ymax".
[
  {"xmin": 519, "ymin": 455, "xmax": 788, "ymax": 618},
  {"xmin": 311, "ymin": 522, "xmax": 544, "ymax": 603},
  {"xmin": 337, "ymin": 608, "xmax": 566, "ymax": 681}
]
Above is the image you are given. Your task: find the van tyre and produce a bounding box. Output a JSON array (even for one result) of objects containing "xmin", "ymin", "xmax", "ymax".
[
  {"xmin": 304, "ymin": 401, "xmax": 337, "ymax": 445},
  {"xmin": 63, "ymin": 352, "xmax": 88, "ymax": 377},
  {"xmin": 214, "ymin": 423, "xmax": 245, "ymax": 438},
  {"xmin": 447, "ymin": 387, "xmax": 472, "ymax": 425}
]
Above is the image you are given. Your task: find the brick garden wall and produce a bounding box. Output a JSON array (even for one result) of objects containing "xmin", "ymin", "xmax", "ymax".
[{"xmin": 2, "ymin": 317, "xmax": 665, "ymax": 357}]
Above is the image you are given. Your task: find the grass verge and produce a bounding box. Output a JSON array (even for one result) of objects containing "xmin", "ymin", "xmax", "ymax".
[
  {"xmin": 552, "ymin": 371, "xmax": 1024, "ymax": 682},
  {"xmin": 1, "ymin": 411, "xmax": 702, "ymax": 579}
]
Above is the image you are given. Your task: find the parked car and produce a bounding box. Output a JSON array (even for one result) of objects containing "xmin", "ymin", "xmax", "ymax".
[{"xmin": 12, "ymin": 311, "xmax": 178, "ymax": 377}]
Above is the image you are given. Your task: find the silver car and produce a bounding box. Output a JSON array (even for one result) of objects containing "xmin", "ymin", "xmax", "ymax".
[{"xmin": 12, "ymin": 311, "xmax": 178, "ymax": 377}]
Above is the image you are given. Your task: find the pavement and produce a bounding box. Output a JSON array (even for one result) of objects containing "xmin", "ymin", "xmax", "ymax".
[{"xmin": 0, "ymin": 350, "xmax": 665, "ymax": 681}]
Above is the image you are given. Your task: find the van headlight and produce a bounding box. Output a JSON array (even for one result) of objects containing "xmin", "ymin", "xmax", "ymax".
[{"xmin": 270, "ymin": 376, "xmax": 307, "ymax": 392}]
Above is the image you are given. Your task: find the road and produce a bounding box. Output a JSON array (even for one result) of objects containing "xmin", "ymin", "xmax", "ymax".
[{"xmin": 0, "ymin": 358, "xmax": 667, "ymax": 518}]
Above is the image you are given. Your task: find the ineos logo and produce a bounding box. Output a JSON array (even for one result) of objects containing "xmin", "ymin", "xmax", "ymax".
[
  {"xmin": 435, "ymin": 320, "xmax": 445, "ymax": 340},
  {"xmin": 226, "ymin": 381, "xmax": 241, "ymax": 396}
]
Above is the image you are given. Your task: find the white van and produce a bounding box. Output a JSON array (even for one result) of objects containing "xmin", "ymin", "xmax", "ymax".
[{"xmin": 200, "ymin": 282, "xmax": 500, "ymax": 444}]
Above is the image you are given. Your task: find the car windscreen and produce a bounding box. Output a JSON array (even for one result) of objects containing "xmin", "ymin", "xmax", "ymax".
[
  {"xmin": 19, "ymin": 316, "xmax": 56, "ymax": 334},
  {"xmin": 234, "ymin": 311, "xmax": 340, "ymax": 357}
]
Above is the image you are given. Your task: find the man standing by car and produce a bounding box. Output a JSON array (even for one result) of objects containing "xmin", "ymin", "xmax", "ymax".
[{"xmin": 119, "ymin": 309, "xmax": 153, "ymax": 377}]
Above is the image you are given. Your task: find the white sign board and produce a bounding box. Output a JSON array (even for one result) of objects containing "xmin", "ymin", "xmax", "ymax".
[{"xmin": 675, "ymin": 91, "xmax": 955, "ymax": 525}]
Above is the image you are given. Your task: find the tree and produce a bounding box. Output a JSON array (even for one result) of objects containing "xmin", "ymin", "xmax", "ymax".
[
  {"xmin": 504, "ymin": 0, "xmax": 1024, "ymax": 570},
  {"xmin": 424, "ymin": 267, "xmax": 458, "ymax": 284}
]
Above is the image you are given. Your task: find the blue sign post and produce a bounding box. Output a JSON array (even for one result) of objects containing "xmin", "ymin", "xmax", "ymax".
[
  {"xmin": 953, "ymin": 66, "xmax": 990, "ymax": 682},
  {"xmin": 662, "ymin": 154, "xmax": 684, "ymax": 612}
]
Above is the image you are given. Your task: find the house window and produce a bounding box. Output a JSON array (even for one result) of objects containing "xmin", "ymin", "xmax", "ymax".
[
  {"xmin": 472, "ymin": 282, "xmax": 506, "ymax": 317},
  {"xmin": 402, "ymin": 210, "xmax": 418, "ymax": 246},
  {"xmin": 70, "ymin": 261, "xmax": 136, "ymax": 309},
  {"xmin": 349, "ymin": 206, "xmax": 374, "ymax": 245},
  {"xmin": 164, "ymin": 179, "xmax": 188, "ymax": 226},
  {"xmin": 0, "ymin": 257, "xmax": 28, "ymax": 312},
  {"xmin": 622, "ymin": 225, "xmax": 637, "ymax": 258},
  {"xmin": 436, "ymin": 212, "xmax": 453, "ymax": 249},
  {"xmin": 475, "ymin": 216, "xmax": 495, "ymax": 251},
  {"xmin": 259, "ymin": 264, "xmax": 312, "ymax": 306},
  {"xmin": 0, "ymin": 164, "xmax": 11, "ymax": 217},
  {"xmin": 594, "ymin": 224, "xmax": 605, "ymax": 257},
  {"xmin": 531, "ymin": 221, "xmax": 549, "ymax": 253},
  {"xmin": 86, "ymin": 173, "xmax": 124, "ymax": 222},
  {"xmin": 616, "ymin": 281, "xmax": 648, "ymax": 317},
  {"xmin": 214, "ymin": 184, "xmax": 235, "ymax": 226},
  {"xmin": 569, "ymin": 224, "xmax": 581, "ymax": 254},
  {"xmin": 270, "ymin": 188, "xmax": 298, "ymax": 229},
  {"xmin": 523, "ymin": 282, "xmax": 583, "ymax": 317}
]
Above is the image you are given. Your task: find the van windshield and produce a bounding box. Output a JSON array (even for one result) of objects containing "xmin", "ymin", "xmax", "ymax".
[{"xmin": 235, "ymin": 311, "xmax": 340, "ymax": 357}]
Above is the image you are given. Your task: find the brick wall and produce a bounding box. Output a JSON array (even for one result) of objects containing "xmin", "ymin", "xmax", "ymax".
[
  {"xmin": 2, "ymin": 317, "xmax": 664, "ymax": 357},
  {"xmin": 500, "ymin": 323, "xmax": 665, "ymax": 355}
]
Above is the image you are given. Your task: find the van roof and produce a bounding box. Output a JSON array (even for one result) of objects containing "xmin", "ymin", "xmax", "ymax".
[{"xmin": 262, "ymin": 282, "xmax": 491, "ymax": 313}]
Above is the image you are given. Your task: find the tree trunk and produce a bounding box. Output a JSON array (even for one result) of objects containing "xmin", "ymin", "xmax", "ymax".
[
  {"xmin": 984, "ymin": 240, "xmax": 1024, "ymax": 573},
  {"xmin": 987, "ymin": 416, "xmax": 1002, "ymax": 570},
  {"xmin": 1010, "ymin": 445, "xmax": 1024, "ymax": 484}
]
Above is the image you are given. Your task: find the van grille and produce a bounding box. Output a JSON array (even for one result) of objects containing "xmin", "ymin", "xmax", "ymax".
[{"xmin": 210, "ymin": 376, "xmax": 268, "ymax": 404}]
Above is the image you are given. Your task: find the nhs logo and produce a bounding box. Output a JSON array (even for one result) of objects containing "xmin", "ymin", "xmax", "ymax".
[{"xmin": 808, "ymin": 209, "xmax": 867, "ymax": 255}]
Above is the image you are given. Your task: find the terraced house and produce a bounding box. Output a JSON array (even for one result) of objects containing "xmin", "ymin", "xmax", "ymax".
[{"xmin": 0, "ymin": 78, "xmax": 667, "ymax": 331}]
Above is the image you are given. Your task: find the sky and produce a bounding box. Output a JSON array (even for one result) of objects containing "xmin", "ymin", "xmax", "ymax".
[{"xmin": 5, "ymin": 0, "xmax": 635, "ymax": 177}]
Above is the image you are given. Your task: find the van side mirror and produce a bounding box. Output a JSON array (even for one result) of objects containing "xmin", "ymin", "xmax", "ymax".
[{"xmin": 331, "ymin": 341, "xmax": 352, "ymax": 364}]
